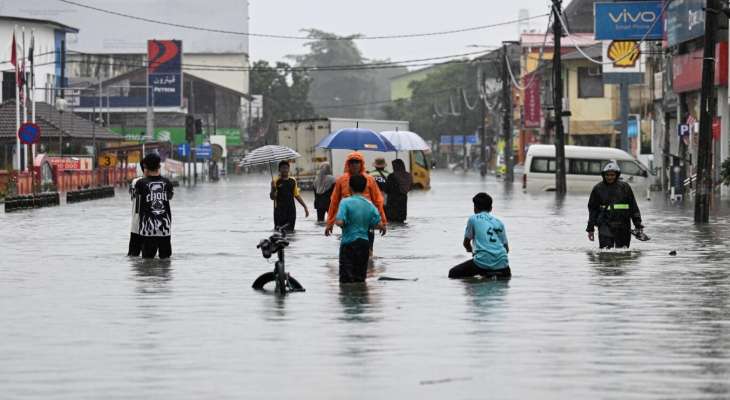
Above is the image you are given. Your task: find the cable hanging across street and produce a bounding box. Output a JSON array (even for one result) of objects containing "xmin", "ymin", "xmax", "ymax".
[{"xmin": 58, "ymin": 0, "xmax": 548, "ymax": 41}]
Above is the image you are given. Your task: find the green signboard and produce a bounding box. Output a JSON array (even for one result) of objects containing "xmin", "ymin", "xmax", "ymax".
[{"xmin": 110, "ymin": 127, "xmax": 242, "ymax": 146}]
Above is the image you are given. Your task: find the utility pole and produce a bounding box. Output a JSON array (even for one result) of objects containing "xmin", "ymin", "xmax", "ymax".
[
  {"xmin": 552, "ymin": 0, "xmax": 567, "ymax": 194},
  {"xmin": 478, "ymin": 64, "xmax": 487, "ymax": 177},
  {"xmin": 695, "ymin": 0, "xmax": 719, "ymax": 223},
  {"xmin": 502, "ymin": 43, "xmax": 514, "ymax": 183}
]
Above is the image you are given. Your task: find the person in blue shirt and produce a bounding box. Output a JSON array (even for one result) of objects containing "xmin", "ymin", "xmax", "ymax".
[
  {"xmin": 449, "ymin": 192, "xmax": 511, "ymax": 280},
  {"xmin": 334, "ymin": 174, "xmax": 386, "ymax": 283}
]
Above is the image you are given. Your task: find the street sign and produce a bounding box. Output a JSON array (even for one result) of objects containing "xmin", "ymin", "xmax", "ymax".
[
  {"xmin": 18, "ymin": 122, "xmax": 41, "ymax": 144},
  {"xmin": 594, "ymin": 1, "xmax": 663, "ymax": 41},
  {"xmin": 195, "ymin": 144, "xmax": 212, "ymax": 159},
  {"xmin": 678, "ymin": 124, "xmax": 691, "ymax": 138},
  {"xmin": 177, "ymin": 143, "xmax": 190, "ymax": 157},
  {"xmin": 98, "ymin": 154, "xmax": 118, "ymax": 168}
]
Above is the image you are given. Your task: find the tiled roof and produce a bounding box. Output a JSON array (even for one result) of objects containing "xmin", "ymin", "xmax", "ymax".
[{"xmin": 0, "ymin": 100, "xmax": 121, "ymax": 141}]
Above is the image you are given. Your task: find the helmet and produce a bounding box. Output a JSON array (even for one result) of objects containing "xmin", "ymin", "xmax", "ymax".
[{"xmin": 602, "ymin": 161, "xmax": 621, "ymax": 178}]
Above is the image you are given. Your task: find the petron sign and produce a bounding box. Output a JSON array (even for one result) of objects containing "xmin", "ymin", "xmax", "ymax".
[
  {"xmin": 594, "ymin": 1, "xmax": 664, "ymax": 41},
  {"xmin": 666, "ymin": 0, "xmax": 706, "ymax": 47},
  {"xmin": 147, "ymin": 40, "xmax": 183, "ymax": 108}
]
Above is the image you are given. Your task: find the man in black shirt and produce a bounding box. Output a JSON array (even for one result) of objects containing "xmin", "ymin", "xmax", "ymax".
[
  {"xmin": 270, "ymin": 160, "xmax": 309, "ymax": 231},
  {"xmin": 134, "ymin": 153, "xmax": 174, "ymax": 258}
]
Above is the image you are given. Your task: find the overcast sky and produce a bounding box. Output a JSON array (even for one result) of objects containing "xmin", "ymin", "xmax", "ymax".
[
  {"xmin": 249, "ymin": 0, "xmax": 552, "ymax": 64},
  {"xmin": 1, "ymin": 0, "xmax": 554, "ymax": 64}
]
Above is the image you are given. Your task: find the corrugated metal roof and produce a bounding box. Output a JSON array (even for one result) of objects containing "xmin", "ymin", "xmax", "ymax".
[{"xmin": 0, "ymin": 100, "xmax": 121, "ymax": 142}]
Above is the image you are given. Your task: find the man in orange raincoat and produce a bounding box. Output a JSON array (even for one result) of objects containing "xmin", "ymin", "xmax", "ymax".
[{"xmin": 325, "ymin": 152, "xmax": 387, "ymax": 248}]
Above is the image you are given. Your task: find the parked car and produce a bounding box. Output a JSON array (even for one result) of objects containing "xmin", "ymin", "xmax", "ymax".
[{"xmin": 523, "ymin": 145, "xmax": 652, "ymax": 193}]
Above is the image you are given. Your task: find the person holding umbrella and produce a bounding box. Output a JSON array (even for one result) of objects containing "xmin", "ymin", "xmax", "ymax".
[
  {"xmin": 238, "ymin": 145, "xmax": 309, "ymax": 231},
  {"xmin": 318, "ymin": 127, "xmax": 394, "ymax": 255},
  {"xmin": 325, "ymin": 152, "xmax": 387, "ymax": 251},
  {"xmin": 271, "ymin": 160, "xmax": 309, "ymax": 232}
]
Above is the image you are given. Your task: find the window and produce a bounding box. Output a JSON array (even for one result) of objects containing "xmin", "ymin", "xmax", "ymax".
[
  {"xmin": 578, "ymin": 67, "xmax": 604, "ymax": 98},
  {"xmin": 530, "ymin": 157, "xmax": 556, "ymax": 173},
  {"xmin": 414, "ymin": 151, "xmax": 427, "ymax": 168},
  {"xmin": 569, "ymin": 159, "xmax": 604, "ymax": 175},
  {"xmin": 618, "ymin": 160, "xmax": 644, "ymax": 176}
]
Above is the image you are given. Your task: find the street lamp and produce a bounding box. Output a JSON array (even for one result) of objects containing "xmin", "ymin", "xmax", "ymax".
[{"xmin": 55, "ymin": 98, "xmax": 68, "ymax": 157}]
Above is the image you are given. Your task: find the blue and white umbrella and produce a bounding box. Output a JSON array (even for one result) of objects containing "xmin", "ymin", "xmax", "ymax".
[{"xmin": 316, "ymin": 128, "xmax": 397, "ymax": 152}]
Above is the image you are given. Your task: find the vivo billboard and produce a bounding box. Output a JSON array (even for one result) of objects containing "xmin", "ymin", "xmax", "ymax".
[{"xmin": 594, "ymin": 1, "xmax": 664, "ymax": 41}]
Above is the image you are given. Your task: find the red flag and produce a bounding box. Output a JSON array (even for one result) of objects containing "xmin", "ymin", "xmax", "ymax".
[
  {"xmin": 11, "ymin": 32, "xmax": 24, "ymax": 92},
  {"xmin": 10, "ymin": 32, "xmax": 16, "ymax": 67}
]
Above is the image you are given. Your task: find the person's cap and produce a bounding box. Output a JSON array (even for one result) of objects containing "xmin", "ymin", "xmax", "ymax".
[{"xmin": 374, "ymin": 158, "xmax": 387, "ymax": 168}]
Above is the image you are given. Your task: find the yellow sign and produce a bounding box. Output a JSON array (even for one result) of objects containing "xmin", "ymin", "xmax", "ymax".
[
  {"xmin": 98, "ymin": 154, "xmax": 118, "ymax": 168},
  {"xmin": 608, "ymin": 41, "xmax": 640, "ymax": 68}
]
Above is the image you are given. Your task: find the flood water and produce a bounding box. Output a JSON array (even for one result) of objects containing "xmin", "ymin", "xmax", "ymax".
[{"xmin": 2, "ymin": 170, "xmax": 730, "ymax": 399}]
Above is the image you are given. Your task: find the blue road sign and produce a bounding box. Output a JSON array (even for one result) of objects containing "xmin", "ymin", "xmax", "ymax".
[
  {"xmin": 195, "ymin": 144, "xmax": 212, "ymax": 160},
  {"xmin": 18, "ymin": 122, "xmax": 41, "ymax": 145},
  {"xmin": 594, "ymin": 1, "xmax": 663, "ymax": 41},
  {"xmin": 177, "ymin": 143, "xmax": 190, "ymax": 157},
  {"xmin": 678, "ymin": 124, "xmax": 691, "ymax": 138}
]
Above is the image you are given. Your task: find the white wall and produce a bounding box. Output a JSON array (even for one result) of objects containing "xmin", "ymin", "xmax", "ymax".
[
  {"xmin": 0, "ymin": 0, "xmax": 250, "ymax": 55},
  {"xmin": 185, "ymin": 53, "xmax": 249, "ymax": 95},
  {"xmin": 0, "ymin": 22, "xmax": 61, "ymax": 103}
]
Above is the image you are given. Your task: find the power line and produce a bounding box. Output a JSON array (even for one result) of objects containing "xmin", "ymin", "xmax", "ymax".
[
  {"xmin": 58, "ymin": 48, "xmax": 496, "ymax": 71},
  {"xmin": 58, "ymin": 0, "xmax": 548, "ymax": 41},
  {"xmin": 25, "ymin": 54, "xmax": 499, "ymax": 74}
]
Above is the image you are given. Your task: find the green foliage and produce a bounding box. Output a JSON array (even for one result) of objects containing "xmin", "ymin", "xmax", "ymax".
[
  {"xmin": 382, "ymin": 63, "xmax": 486, "ymax": 142},
  {"xmin": 290, "ymin": 29, "xmax": 406, "ymax": 119},
  {"xmin": 250, "ymin": 60, "xmax": 315, "ymax": 141}
]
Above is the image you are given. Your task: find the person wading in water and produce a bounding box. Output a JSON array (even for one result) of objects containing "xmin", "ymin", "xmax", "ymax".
[
  {"xmin": 313, "ymin": 163, "xmax": 335, "ymax": 223},
  {"xmin": 385, "ymin": 159, "xmax": 412, "ymax": 223},
  {"xmin": 587, "ymin": 162, "xmax": 644, "ymax": 249},
  {"xmin": 369, "ymin": 157, "xmax": 390, "ymax": 195},
  {"xmin": 270, "ymin": 160, "xmax": 309, "ymax": 232},
  {"xmin": 325, "ymin": 152, "xmax": 387, "ymax": 256}
]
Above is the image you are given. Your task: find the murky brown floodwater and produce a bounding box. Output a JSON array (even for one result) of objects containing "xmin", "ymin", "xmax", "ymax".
[{"xmin": 2, "ymin": 170, "xmax": 730, "ymax": 399}]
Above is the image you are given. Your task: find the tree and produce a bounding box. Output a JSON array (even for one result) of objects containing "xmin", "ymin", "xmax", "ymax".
[
  {"xmin": 382, "ymin": 62, "xmax": 486, "ymax": 142},
  {"xmin": 290, "ymin": 29, "xmax": 406, "ymax": 119},
  {"xmin": 249, "ymin": 60, "xmax": 315, "ymax": 143}
]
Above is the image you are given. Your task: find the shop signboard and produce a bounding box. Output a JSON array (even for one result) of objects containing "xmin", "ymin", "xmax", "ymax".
[
  {"xmin": 672, "ymin": 42, "xmax": 728, "ymax": 93},
  {"xmin": 594, "ymin": 1, "xmax": 664, "ymax": 40},
  {"xmin": 666, "ymin": 0, "xmax": 706, "ymax": 47}
]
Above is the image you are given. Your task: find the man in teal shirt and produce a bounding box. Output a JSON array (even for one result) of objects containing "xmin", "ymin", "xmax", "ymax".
[
  {"xmin": 449, "ymin": 192, "xmax": 511, "ymax": 280},
  {"xmin": 334, "ymin": 175, "xmax": 386, "ymax": 283}
]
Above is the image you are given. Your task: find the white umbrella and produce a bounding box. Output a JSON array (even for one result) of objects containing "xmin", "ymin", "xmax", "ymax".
[
  {"xmin": 240, "ymin": 145, "xmax": 301, "ymax": 167},
  {"xmin": 239, "ymin": 145, "xmax": 301, "ymax": 177},
  {"xmin": 380, "ymin": 131, "xmax": 430, "ymax": 151}
]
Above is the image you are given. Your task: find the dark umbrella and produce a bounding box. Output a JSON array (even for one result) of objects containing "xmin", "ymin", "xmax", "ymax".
[{"xmin": 316, "ymin": 128, "xmax": 397, "ymax": 152}]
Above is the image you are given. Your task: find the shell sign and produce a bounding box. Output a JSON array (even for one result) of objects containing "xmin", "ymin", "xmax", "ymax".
[{"xmin": 603, "ymin": 40, "xmax": 643, "ymax": 74}]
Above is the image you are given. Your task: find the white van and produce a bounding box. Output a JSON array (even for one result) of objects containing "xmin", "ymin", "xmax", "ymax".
[{"xmin": 523, "ymin": 145, "xmax": 652, "ymax": 193}]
